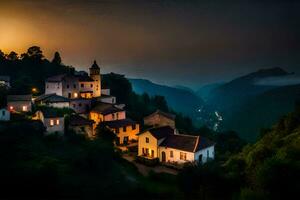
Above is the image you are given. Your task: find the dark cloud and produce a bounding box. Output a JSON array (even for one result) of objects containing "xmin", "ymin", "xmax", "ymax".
[{"xmin": 0, "ymin": 0, "xmax": 299, "ymax": 88}]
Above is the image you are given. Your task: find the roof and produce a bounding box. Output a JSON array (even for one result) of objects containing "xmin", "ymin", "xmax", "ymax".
[
  {"xmin": 35, "ymin": 94, "xmax": 70, "ymax": 103},
  {"xmin": 7, "ymin": 94, "xmax": 32, "ymax": 102},
  {"xmin": 144, "ymin": 110, "xmax": 176, "ymax": 121},
  {"xmin": 90, "ymin": 60, "xmax": 100, "ymax": 69},
  {"xmin": 102, "ymin": 118, "xmax": 136, "ymax": 128},
  {"xmin": 69, "ymin": 115, "xmax": 94, "ymax": 126},
  {"xmin": 91, "ymin": 102, "xmax": 123, "ymax": 115},
  {"xmin": 138, "ymin": 126, "xmax": 174, "ymax": 140},
  {"xmin": 46, "ymin": 74, "xmax": 67, "ymax": 82},
  {"xmin": 159, "ymin": 134, "xmax": 215, "ymax": 153},
  {"xmin": 76, "ymin": 75, "xmax": 95, "ymax": 82},
  {"xmin": 0, "ymin": 76, "xmax": 10, "ymax": 82},
  {"xmin": 37, "ymin": 107, "xmax": 64, "ymax": 118}
]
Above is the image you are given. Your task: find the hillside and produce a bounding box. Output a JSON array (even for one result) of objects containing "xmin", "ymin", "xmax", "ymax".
[
  {"xmin": 129, "ymin": 79, "xmax": 204, "ymax": 118},
  {"xmin": 225, "ymin": 104, "xmax": 300, "ymax": 199}
]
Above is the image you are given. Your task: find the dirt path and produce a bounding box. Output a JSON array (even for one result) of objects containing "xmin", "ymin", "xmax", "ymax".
[{"xmin": 122, "ymin": 154, "xmax": 178, "ymax": 176}]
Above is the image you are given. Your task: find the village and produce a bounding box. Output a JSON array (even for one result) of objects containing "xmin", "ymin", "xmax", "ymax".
[{"xmin": 0, "ymin": 61, "xmax": 215, "ymax": 170}]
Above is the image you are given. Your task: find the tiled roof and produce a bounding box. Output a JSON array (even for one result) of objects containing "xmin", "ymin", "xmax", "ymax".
[
  {"xmin": 91, "ymin": 102, "xmax": 123, "ymax": 115},
  {"xmin": 35, "ymin": 94, "xmax": 70, "ymax": 103},
  {"xmin": 160, "ymin": 134, "xmax": 214, "ymax": 153},
  {"xmin": 102, "ymin": 118, "xmax": 136, "ymax": 128},
  {"xmin": 76, "ymin": 75, "xmax": 94, "ymax": 82},
  {"xmin": 144, "ymin": 110, "xmax": 176, "ymax": 120},
  {"xmin": 7, "ymin": 94, "xmax": 32, "ymax": 102},
  {"xmin": 46, "ymin": 74, "xmax": 67, "ymax": 82},
  {"xmin": 37, "ymin": 107, "xmax": 64, "ymax": 118},
  {"xmin": 138, "ymin": 126, "xmax": 174, "ymax": 139},
  {"xmin": 69, "ymin": 115, "xmax": 94, "ymax": 126}
]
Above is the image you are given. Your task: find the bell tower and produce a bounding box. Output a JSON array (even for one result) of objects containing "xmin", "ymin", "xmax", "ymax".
[{"xmin": 89, "ymin": 60, "xmax": 101, "ymax": 97}]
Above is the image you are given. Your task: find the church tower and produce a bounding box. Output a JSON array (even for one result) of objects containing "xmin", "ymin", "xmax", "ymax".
[{"xmin": 89, "ymin": 60, "xmax": 101, "ymax": 97}]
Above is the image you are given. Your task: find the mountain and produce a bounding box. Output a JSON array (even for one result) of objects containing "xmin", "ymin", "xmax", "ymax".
[
  {"xmin": 223, "ymin": 84, "xmax": 300, "ymax": 141},
  {"xmin": 207, "ymin": 67, "xmax": 290, "ymax": 112},
  {"xmin": 129, "ymin": 78, "xmax": 204, "ymax": 119},
  {"xmin": 196, "ymin": 82, "xmax": 223, "ymax": 101}
]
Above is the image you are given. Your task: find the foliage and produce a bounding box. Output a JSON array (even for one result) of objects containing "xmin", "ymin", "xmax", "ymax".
[{"xmin": 135, "ymin": 156, "xmax": 159, "ymax": 166}]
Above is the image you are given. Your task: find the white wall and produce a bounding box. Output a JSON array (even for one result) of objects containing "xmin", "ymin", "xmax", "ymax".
[
  {"xmin": 99, "ymin": 96, "xmax": 116, "ymax": 104},
  {"xmin": 45, "ymin": 82, "xmax": 63, "ymax": 96},
  {"xmin": 44, "ymin": 117, "xmax": 65, "ymax": 135},
  {"xmin": 46, "ymin": 102, "xmax": 70, "ymax": 109},
  {"xmin": 0, "ymin": 109, "xmax": 10, "ymax": 121},
  {"xmin": 158, "ymin": 147, "xmax": 195, "ymax": 163},
  {"xmin": 194, "ymin": 146, "xmax": 215, "ymax": 164}
]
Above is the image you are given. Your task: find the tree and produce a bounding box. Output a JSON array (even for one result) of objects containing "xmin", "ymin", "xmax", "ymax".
[
  {"xmin": 52, "ymin": 52, "xmax": 62, "ymax": 65},
  {"xmin": 27, "ymin": 46, "xmax": 44, "ymax": 60},
  {"xmin": 95, "ymin": 124, "xmax": 116, "ymax": 146},
  {"xmin": 0, "ymin": 50, "xmax": 4, "ymax": 60},
  {"xmin": 152, "ymin": 95, "xmax": 169, "ymax": 112},
  {"xmin": 6, "ymin": 51, "xmax": 18, "ymax": 61}
]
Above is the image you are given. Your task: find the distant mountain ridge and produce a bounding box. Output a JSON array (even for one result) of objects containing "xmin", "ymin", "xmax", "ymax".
[
  {"xmin": 197, "ymin": 67, "xmax": 300, "ymax": 141},
  {"xmin": 129, "ymin": 78, "xmax": 203, "ymax": 118}
]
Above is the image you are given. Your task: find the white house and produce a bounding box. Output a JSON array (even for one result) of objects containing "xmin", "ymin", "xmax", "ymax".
[
  {"xmin": 0, "ymin": 108, "xmax": 10, "ymax": 121},
  {"xmin": 45, "ymin": 61, "xmax": 101, "ymax": 99},
  {"xmin": 33, "ymin": 108, "xmax": 65, "ymax": 135},
  {"xmin": 138, "ymin": 126, "xmax": 215, "ymax": 164}
]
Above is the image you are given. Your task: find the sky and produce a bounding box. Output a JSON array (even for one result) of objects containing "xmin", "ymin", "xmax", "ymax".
[{"xmin": 0, "ymin": 0, "xmax": 299, "ymax": 89}]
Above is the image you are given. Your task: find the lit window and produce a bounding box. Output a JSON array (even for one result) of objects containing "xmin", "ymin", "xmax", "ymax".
[
  {"xmin": 56, "ymin": 119, "xmax": 60, "ymax": 125},
  {"xmin": 74, "ymin": 93, "xmax": 78, "ymax": 98},
  {"xmin": 22, "ymin": 106, "xmax": 27, "ymax": 112},
  {"xmin": 146, "ymin": 137, "xmax": 149, "ymax": 143},
  {"xmin": 50, "ymin": 119, "xmax": 54, "ymax": 126},
  {"xmin": 180, "ymin": 152, "xmax": 187, "ymax": 160},
  {"xmin": 9, "ymin": 106, "xmax": 14, "ymax": 110},
  {"xmin": 170, "ymin": 151, "xmax": 173, "ymax": 158}
]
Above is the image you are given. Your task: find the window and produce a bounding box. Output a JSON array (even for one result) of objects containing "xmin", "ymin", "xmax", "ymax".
[
  {"xmin": 91, "ymin": 84, "xmax": 93, "ymax": 88},
  {"xmin": 2, "ymin": 110, "xmax": 5, "ymax": 116},
  {"xmin": 56, "ymin": 119, "xmax": 60, "ymax": 125},
  {"xmin": 116, "ymin": 113, "xmax": 119, "ymax": 119},
  {"xmin": 22, "ymin": 106, "xmax": 27, "ymax": 112},
  {"xmin": 170, "ymin": 151, "xmax": 173, "ymax": 158},
  {"xmin": 145, "ymin": 148, "xmax": 149, "ymax": 155},
  {"xmin": 180, "ymin": 152, "xmax": 187, "ymax": 161},
  {"xmin": 123, "ymin": 126, "xmax": 127, "ymax": 132},
  {"xmin": 112, "ymin": 98, "xmax": 115, "ymax": 104},
  {"xmin": 50, "ymin": 119, "xmax": 54, "ymax": 126},
  {"xmin": 151, "ymin": 150, "xmax": 154, "ymax": 157},
  {"xmin": 146, "ymin": 137, "xmax": 149, "ymax": 143},
  {"xmin": 67, "ymin": 84, "xmax": 69, "ymax": 88},
  {"xmin": 132, "ymin": 124, "xmax": 136, "ymax": 130},
  {"xmin": 74, "ymin": 93, "xmax": 78, "ymax": 98},
  {"xmin": 46, "ymin": 84, "xmax": 49, "ymax": 89},
  {"xmin": 112, "ymin": 113, "xmax": 115, "ymax": 120},
  {"xmin": 57, "ymin": 83, "xmax": 60, "ymax": 89},
  {"xmin": 81, "ymin": 83, "xmax": 84, "ymax": 88},
  {"xmin": 73, "ymin": 84, "xmax": 76, "ymax": 89},
  {"xmin": 123, "ymin": 136, "xmax": 129, "ymax": 144},
  {"xmin": 68, "ymin": 93, "xmax": 71, "ymax": 98}
]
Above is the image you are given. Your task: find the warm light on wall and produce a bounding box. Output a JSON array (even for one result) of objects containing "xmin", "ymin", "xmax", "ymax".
[
  {"xmin": 9, "ymin": 106, "xmax": 14, "ymax": 110},
  {"xmin": 22, "ymin": 106, "xmax": 27, "ymax": 111},
  {"xmin": 56, "ymin": 119, "xmax": 60, "ymax": 125},
  {"xmin": 74, "ymin": 93, "xmax": 78, "ymax": 98}
]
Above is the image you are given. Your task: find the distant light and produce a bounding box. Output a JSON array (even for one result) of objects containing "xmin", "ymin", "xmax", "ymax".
[
  {"xmin": 32, "ymin": 88, "xmax": 37, "ymax": 93},
  {"xmin": 9, "ymin": 106, "xmax": 14, "ymax": 110}
]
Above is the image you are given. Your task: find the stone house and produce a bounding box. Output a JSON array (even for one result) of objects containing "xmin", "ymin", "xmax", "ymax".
[
  {"xmin": 68, "ymin": 115, "xmax": 94, "ymax": 138},
  {"xmin": 7, "ymin": 95, "xmax": 32, "ymax": 112},
  {"xmin": 102, "ymin": 118, "xmax": 139, "ymax": 145},
  {"xmin": 144, "ymin": 110, "xmax": 176, "ymax": 129},
  {"xmin": 34, "ymin": 93, "xmax": 70, "ymax": 108}
]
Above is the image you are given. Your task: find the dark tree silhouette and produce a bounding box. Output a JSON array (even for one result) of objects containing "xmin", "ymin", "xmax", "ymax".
[
  {"xmin": 6, "ymin": 51, "xmax": 18, "ymax": 61},
  {"xmin": 27, "ymin": 46, "xmax": 44, "ymax": 60},
  {"xmin": 52, "ymin": 52, "xmax": 62, "ymax": 65}
]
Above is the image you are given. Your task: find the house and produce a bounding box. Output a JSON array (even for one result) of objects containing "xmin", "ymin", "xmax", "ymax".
[
  {"xmin": 0, "ymin": 76, "xmax": 10, "ymax": 88},
  {"xmin": 45, "ymin": 61, "xmax": 101, "ymax": 99},
  {"xmin": 7, "ymin": 95, "xmax": 32, "ymax": 112},
  {"xmin": 138, "ymin": 126, "xmax": 215, "ymax": 164},
  {"xmin": 90, "ymin": 102, "xmax": 126, "ymax": 126},
  {"xmin": 102, "ymin": 118, "xmax": 139, "ymax": 145},
  {"xmin": 33, "ymin": 107, "xmax": 65, "ymax": 135},
  {"xmin": 34, "ymin": 93, "xmax": 70, "ymax": 108},
  {"xmin": 68, "ymin": 115, "xmax": 94, "ymax": 138},
  {"xmin": 69, "ymin": 98, "xmax": 92, "ymax": 114},
  {"xmin": 144, "ymin": 110, "xmax": 176, "ymax": 129},
  {"xmin": 0, "ymin": 107, "xmax": 10, "ymax": 121}
]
